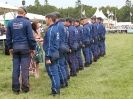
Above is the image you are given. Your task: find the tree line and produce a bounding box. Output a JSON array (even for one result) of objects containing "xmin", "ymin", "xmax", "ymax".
[{"xmin": 26, "ymin": 0, "xmax": 133, "ymax": 22}]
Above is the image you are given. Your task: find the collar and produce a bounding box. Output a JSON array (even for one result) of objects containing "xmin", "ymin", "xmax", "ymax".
[
  {"xmin": 48, "ymin": 23, "xmax": 55, "ymax": 28},
  {"xmin": 17, "ymin": 16, "xmax": 24, "ymax": 18},
  {"xmin": 83, "ymin": 23, "xmax": 89, "ymax": 26},
  {"xmin": 76, "ymin": 25, "xmax": 80, "ymax": 28}
]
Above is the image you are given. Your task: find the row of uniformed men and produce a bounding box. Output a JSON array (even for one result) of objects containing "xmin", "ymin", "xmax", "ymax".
[{"xmin": 43, "ymin": 12, "xmax": 106, "ymax": 96}]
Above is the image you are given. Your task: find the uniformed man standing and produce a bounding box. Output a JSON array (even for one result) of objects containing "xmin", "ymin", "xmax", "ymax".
[
  {"xmin": 65, "ymin": 18, "xmax": 79, "ymax": 76},
  {"xmin": 91, "ymin": 16, "xmax": 99, "ymax": 62},
  {"xmin": 74, "ymin": 19, "xmax": 84, "ymax": 70},
  {"xmin": 6, "ymin": 7, "xmax": 36, "ymax": 94},
  {"xmin": 43, "ymin": 14, "xmax": 60, "ymax": 96},
  {"xmin": 101, "ymin": 18, "xmax": 106, "ymax": 56},
  {"xmin": 97, "ymin": 17, "xmax": 106, "ymax": 57},
  {"xmin": 80, "ymin": 17, "xmax": 92, "ymax": 67},
  {"xmin": 51, "ymin": 12, "xmax": 69, "ymax": 88}
]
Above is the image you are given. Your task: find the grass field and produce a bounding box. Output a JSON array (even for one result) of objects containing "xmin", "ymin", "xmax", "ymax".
[{"xmin": 0, "ymin": 34, "xmax": 133, "ymax": 99}]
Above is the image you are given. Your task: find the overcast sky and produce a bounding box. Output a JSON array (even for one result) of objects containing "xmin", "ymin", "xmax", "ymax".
[{"xmin": 0, "ymin": 0, "xmax": 131, "ymax": 8}]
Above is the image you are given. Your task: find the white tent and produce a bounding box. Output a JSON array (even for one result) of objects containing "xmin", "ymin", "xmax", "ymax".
[
  {"xmin": 26, "ymin": 13, "xmax": 45, "ymax": 20},
  {"xmin": 0, "ymin": 12, "xmax": 45, "ymax": 21},
  {"xmin": 0, "ymin": 12, "xmax": 16, "ymax": 20},
  {"xmin": 0, "ymin": 3, "xmax": 18, "ymax": 13},
  {"xmin": 0, "ymin": 3, "xmax": 18, "ymax": 25},
  {"xmin": 93, "ymin": 8, "xmax": 107, "ymax": 19}
]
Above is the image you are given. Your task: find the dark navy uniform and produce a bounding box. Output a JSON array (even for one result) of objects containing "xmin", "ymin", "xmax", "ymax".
[
  {"xmin": 67, "ymin": 25, "xmax": 79, "ymax": 76},
  {"xmin": 55, "ymin": 20, "xmax": 68, "ymax": 87},
  {"xmin": 43, "ymin": 23, "xmax": 60, "ymax": 95},
  {"xmin": 6, "ymin": 16, "xmax": 36, "ymax": 93},
  {"xmin": 91, "ymin": 22, "xmax": 99, "ymax": 61},
  {"xmin": 82, "ymin": 23, "xmax": 92, "ymax": 66},
  {"xmin": 97, "ymin": 21, "xmax": 106, "ymax": 56},
  {"xmin": 76, "ymin": 25, "xmax": 84, "ymax": 69},
  {"xmin": 64, "ymin": 26, "xmax": 71, "ymax": 79}
]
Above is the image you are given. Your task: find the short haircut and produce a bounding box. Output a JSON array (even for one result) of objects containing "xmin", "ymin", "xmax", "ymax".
[
  {"xmin": 17, "ymin": 7, "xmax": 27, "ymax": 14},
  {"xmin": 59, "ymin": 18, "xmax": 65, "ymax": 22},
  {"xmin": 65, "ymin": 18, "xmax": 73, "ymax": 24},
  {"xmin": 45, "ymin": 14, "xmax": 56, "ymax": 22},
  {"xmin": 97, "ymin": 17, "xmax": 103, "ymax": 21},
  {"xmin": 91, "ymin": 16, "xmax": 96, "ymax": 20},
  {"xmin": 74, "ymin": 19, "xmax": 80, "ymax": 23},
  {"xmin": 50, "ymin": 12, "xmax": 60, "ymax": 18},
  {"xmin": 80, "ymin": 17, "xmax": 87, "ymax": 21}
]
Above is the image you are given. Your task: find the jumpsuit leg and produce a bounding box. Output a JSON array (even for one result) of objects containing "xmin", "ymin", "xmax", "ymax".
[
  {"xmin": 58, "ymin": 57, "xmax": 68, "ymax": 87},
  {"xmin": 21, "ymin": 54, "xmax": 30, "ymax": 92},
  {"xmin": 45, "ymin": 61, "xmax": 60, "ymax": 94},
  {"xmin": 76, "ymin": 49, "xmax": 84, "ymax": 70},
  {"xmin": 12, "ymin": 54, "xmax": 21, "ymax": 93},
  {"xmin": 68, "ymin": 52, "xmax": 77, "ymax": 76}
]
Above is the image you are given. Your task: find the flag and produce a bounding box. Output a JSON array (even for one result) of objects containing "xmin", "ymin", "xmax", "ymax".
[
  {"xmin": 111, "ymin": 12, "xmax": 114, "ymax": 16},
  {"xmin": 130, "ymin": 12, "xmax": 132, "ymax": 16},
  {"xmin": 82, "ymin": 10, "xmax": 86, "ymax": 16},
  {"xmin": 109, "ymin": 12, "xmax": 114, "ymax": 17},
  {"xmin": 107, "ymin": 10, "xmax": 110, "ymax": 15}
]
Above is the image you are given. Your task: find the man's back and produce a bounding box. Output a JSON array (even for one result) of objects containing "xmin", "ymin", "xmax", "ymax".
[
  {"xmin": 6, "ymin": 16, "xmax": 36, "ymax": 50},
  {"xmin": 8, "ymin": 16, "xmax": 30, "ymax": 43}
]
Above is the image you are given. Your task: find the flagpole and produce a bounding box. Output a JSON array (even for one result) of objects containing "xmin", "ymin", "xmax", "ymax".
[
  {"xmin": 130, "ymin": 12, "xmax": 132, "ymax": 22},
  {"xmin": 80, "ymin": 4, "xmax": 83, "ymax": 18},
  {"xmin": 115, "ymin": 7, "xmax": 117, "ymax": 26},
  {"xmin": 107, "ymin": 10, "xmax": 110, "ymax": 28},
  {"xmin": 129, "ymin": 0, "xmax": 132, "ymax": 22}
]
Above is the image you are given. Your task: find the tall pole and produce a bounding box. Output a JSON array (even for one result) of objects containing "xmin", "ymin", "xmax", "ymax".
[
  {"xmin": 114, "ymin": 7, "xmax": 117, "ymax": 26},
  {"xmin": 107, "ymin": 10, "xmax": 110, "ymax": 28},
  {"xmin": 80, "ymin": 4, "xmax": 83, "ymax": 18},
  {"xmin": 77, "ymin": 0, "xmax": 82, "ymax": 18},
  {"xmin": 130, "ymin": 11, "xmax": 132, "ymax": 22},
  {"xmin": 22, "ymin": 0, "xmax": 25, "ymax": 7},
  {"xmin": 129, "ymin": 0, "xmax": 132, "ymax": 22}
]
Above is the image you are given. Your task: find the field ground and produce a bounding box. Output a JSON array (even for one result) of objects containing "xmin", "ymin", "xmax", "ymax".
[{"xmin": 0, "ymin": 34, "xmax": 133, "ymax": 99}]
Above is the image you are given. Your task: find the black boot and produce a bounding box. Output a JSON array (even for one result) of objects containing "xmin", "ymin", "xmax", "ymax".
[
  {"xmin": 12, "ymin": 84, "xmax": 20, "ymax": 95},
  {"xmin": 84, "ymin": 63, "xmax": 90, "ymax": 67},
  {"xmin": 21, "ymin": 84, "xmax": 29, "ymax": 93},
  {"xmin": 70, "ymin": 73, "xmax": 77, "ymax": 77},
  {"xmin": 51, "ymin": 89, "xmax": 60, "ymax": 96},
  {"xmin": 79, "ymin": 66, "xmax": 84, "ymax": 70},
  {"xmin": 93, "ymin": 58, "xmax": 97, "ymax": 62}
]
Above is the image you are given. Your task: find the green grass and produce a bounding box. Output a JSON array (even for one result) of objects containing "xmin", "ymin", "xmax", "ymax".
[{"xmin": 0, "ymin": 34, "xmax": 133, "ymax": 99}]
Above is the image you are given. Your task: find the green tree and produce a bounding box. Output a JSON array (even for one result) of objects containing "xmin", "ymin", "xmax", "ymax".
[
  {"xmin": 34, "ymin": 0, "xmax": 41, "ymax": 7},
  {"xmin": 26, "ymin": 5, "xmax": 57, "ymax": 15},
  {"xmin": 26, "ymin": 3, "xmax": 133, "ymax": 22},
  {"xmin": 44, "ymin": 0, "xmax": 48, "ymax": 5},
  {"xmin": 117, "ymin": 6, "xmax": 131, "ymax": 22},
  {"xmin": 75, "ymin": 0, "xmax": 81, "ymax": 7}
]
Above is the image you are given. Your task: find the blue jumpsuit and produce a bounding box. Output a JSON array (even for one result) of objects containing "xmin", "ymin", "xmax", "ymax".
[
  {"xmin": 82, "ymin": 23, "xmax": 92, "ymax": 66},
  {"xmin": 101, "ymin": 24, "xmax": 106, "ymax": 56},
  {"xmin": 97, "ymin": 23, "xmax": 106, "ymax": 56},
  {"xmin": 76, "ymin": 25, "xmax": 84, "ymax": 69},
  {"xmin": 6, "ymin": 16, "xmax": 36, "ymax": 93},
  {"xmin": 91, "ymin": 23, "xmax": 99, "ymax": 61},
  {"xmin": 64, "ymin": 27, "xmax": 70, "ymax": 79},
  {"xmin": 43, "ymin": 23, "xmax": 60, "ymax": 94},
  {"xmin": 67, "ymin": 25, "xmax": 79, "ymax": 76},
  {"xmin": 55, "ymin": 20, "xmax": 68, "ymax": 87}
]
